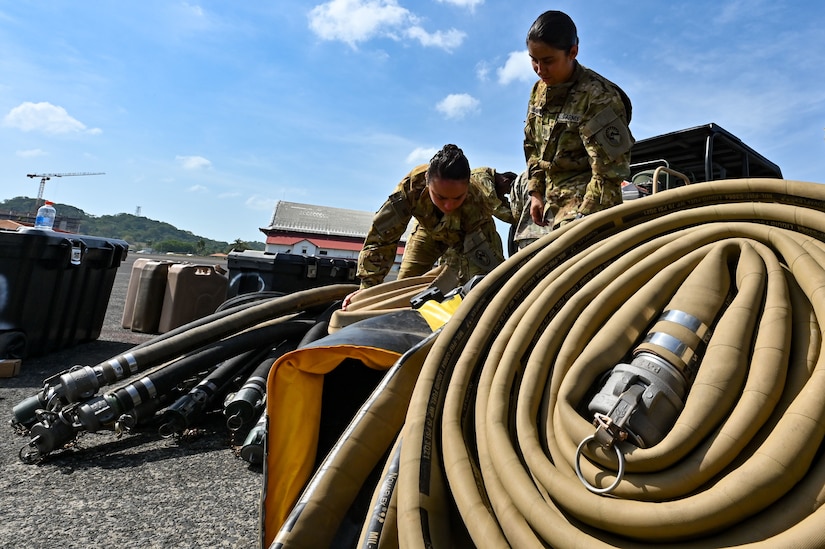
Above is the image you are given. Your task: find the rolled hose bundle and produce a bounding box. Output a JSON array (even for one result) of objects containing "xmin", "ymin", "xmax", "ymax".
[
  {"xmin": 328, "ymin": 265, "xmax": 459, "ymax": 333},
  {"xmin": 394, "ymin": 178, "xmax": 825, "ymax": 548}
]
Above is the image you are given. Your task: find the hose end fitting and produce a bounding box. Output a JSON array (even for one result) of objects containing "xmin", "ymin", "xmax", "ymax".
[{"xmin": 57, "ymin": 366, "xmax": 101, "ymax": 403}]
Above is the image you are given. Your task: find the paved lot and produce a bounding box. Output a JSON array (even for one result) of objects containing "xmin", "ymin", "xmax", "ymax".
[{"xmin": 0, "ymin": 253, "xmax": 263, "ymax": 549}]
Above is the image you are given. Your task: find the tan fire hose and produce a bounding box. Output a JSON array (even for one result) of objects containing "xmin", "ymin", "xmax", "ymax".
[
  {"xmin": 394, "ymin": 178, "xmax": 825, "ymax": 548},
  {"xmin": 327, "ymin": 265, "xmax": 459, "ymax": 332}
]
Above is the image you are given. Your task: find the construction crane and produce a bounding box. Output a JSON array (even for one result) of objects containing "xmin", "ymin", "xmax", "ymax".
[{"xmin": 26, "ymin": 172, "xmax": 105, "ymax": 209}]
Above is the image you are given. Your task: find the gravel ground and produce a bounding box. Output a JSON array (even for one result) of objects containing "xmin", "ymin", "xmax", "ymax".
[{"xmin": 0, "ymin": 253, "xmax": 264, "ymax": 549}]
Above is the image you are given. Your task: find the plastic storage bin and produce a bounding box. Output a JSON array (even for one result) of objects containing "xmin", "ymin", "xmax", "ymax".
[
  {"xmin": 226, "ymin": 251, "xmax": 358, "ymax": 298},
  {"xmin": 158, "ymin": 263, "xmax": 228, "ymax": 333},
  {"xmin": 0, "ymin": 228, "xmax": 128, "ymax": 358}
]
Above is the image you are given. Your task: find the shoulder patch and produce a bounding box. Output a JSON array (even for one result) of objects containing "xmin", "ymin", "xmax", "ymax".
[{"xmin": 581, "ymin": 107, "xmax": 632, "ymax": 160}]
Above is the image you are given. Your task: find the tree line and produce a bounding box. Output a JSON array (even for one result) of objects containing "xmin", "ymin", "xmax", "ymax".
[{"xmin": 0, "ymin": 196, "xmax": 264, "ymax": 254}]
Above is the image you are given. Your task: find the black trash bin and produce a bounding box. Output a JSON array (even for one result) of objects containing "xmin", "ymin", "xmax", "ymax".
[{"xmin": 0, "ymin": 228, "xmax": 129, "ymax": 358}]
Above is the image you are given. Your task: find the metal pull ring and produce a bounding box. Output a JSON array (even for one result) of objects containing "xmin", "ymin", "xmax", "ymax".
[{"xmin": 574, "ymin": 435, "xmax": 626, "ymax": 495}]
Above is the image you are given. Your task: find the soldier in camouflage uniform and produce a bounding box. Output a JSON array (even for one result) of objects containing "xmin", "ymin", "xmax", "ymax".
[
  {"xmin": 435, "ymin": 164, "xmax": 515, "ymax": 275},
  {"xmin": 356, "ymin": 144, "xmax": 515, "ymax": 289},
  {"xmin": 523, "ymin": 10, "xmax": 633, "ymax": 229}
]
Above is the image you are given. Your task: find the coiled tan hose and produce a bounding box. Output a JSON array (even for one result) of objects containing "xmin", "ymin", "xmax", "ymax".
[
  {"xmin": 396, "ymin": 179, "xmax": 825, "ymax": 548},
  {"xmin": 328, "ymin": 266, "xmax": 459, "ymax": 332}
]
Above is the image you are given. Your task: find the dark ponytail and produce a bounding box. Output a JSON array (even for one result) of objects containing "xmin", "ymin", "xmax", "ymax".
[{"xmin": 526, "ymin": 10, "xmax": 578, "ymax": 53}]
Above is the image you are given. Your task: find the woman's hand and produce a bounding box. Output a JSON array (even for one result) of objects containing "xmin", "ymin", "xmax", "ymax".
[
  {"xmin": 529, "ymin": 193, "xmax": 548, "ymax": 226},
  {"xmin": 341, "ymin": 289, "xmax": 361, "ymax": 311}
]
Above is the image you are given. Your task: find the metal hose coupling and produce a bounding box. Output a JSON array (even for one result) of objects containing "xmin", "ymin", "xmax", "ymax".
[
  {"xmin": 224, "ymin": 377, "xmax": 266, "ymax": 432},
  {"xmin": 239, "ymin": 412, "xmax": 267, "ymax": 465},
  {"xmin": 576, "ymin": 308, "xmax": 710, "ymax": 494},
  {"xmin": 18, "ymin": 374, "xmax": 162, "ymax": 462},
  {"xmin": 27, "ymin": 353, "xmax": 141, "ymax": 417},
  {"xmin": 10, "ymin": 366, "xmax": 103, "ymax": 429},
  {"xmin": 20, "ymin": 409, "xmax": 79, "ymax": 463},
  {"xmin": 157, "ymin": 382, "xmax": 216, "ymax": 438}
]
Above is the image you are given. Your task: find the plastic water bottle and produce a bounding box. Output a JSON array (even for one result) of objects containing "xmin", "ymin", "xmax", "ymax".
[{"xmin": 34, "ymin": 200, "xmax": 56, "ymax": 230}]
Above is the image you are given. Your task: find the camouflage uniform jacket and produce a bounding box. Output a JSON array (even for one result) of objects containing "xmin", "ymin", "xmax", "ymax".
[
  {"xmin": 524, "ymin": 62, "xmax": 633, "ymax": 226},
  {"xmin": 358, "ymin": 165, "xmax": 510, "ymax": 288}
]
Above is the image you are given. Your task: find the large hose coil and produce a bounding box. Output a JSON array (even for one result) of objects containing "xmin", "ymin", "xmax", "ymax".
[{"xmin": 392, "ymin": 178, "xmax": 825, "ymax": 548}]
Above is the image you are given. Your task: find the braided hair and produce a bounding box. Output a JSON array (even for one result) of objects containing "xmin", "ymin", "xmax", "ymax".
[{"xmin": 427, "ymin": 144, "xmax": 470, "ymax": 182}]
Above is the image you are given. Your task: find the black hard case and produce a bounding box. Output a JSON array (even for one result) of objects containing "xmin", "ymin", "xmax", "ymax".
[
  {"xmin": 0, "ymin": 228, "xmax": 128, "ymax": 357},
  {"xmin": 226, "ymin": 251, "xmax": 358, "ymax": 298}
]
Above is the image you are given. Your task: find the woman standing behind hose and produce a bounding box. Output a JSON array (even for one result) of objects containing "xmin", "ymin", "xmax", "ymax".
[{"xmin": 523, "ymin": 10, "xmax": 634, "ymax": 229}]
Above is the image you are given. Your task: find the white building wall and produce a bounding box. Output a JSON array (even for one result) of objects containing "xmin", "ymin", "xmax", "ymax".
[{"xmin": 264, "ymin": 239, "xmax": 362, "ymax": 259}]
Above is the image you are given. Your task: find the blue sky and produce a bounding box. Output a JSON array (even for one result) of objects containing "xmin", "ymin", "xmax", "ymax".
[{"xmin": 1, "ymin": 0, "xmax": 824, "ymax": 244}]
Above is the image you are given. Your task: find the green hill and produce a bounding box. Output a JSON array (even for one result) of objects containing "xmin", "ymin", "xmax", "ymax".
[{"xmin": 1, "ymin": 196, "xmax": 265, "ymax": 255}]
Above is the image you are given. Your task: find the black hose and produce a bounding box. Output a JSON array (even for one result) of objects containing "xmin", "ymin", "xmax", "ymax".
[
  {"xmin": 224, "ymin": 340, "xmax": 298, "ymax": 432},
  {"xmin": 38, "ymin": 285, "xmax": 357, "ymax": 409},
  {"xmin": 157, "ymin": 346, "xmax": 270, "ymax": 437},
  {"xmin": 114, "ymin": 285, "xmax": 355, "ymax": 386},
  {"xmin": 217, "ymin": 290, "xmax": 286, "ymax": 312}
]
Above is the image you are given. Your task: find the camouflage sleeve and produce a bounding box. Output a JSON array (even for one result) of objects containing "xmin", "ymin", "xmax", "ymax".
[
  {"xmin": 357, "ymin": 182, "xmax": 413, "ymax": 288},
  {"xmin": 472, "ymin": 168, "xmax": 515, "ymax": 224},
  {"xmin": 579, "ymin": 91, "xmax": 634, "ymax": 207},
  {"xmin": 523, "ymin": 81, "xmax": 546, "ymax": 199}
]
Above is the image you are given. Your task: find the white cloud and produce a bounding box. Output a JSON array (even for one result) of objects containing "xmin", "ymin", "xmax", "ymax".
[
  {"xmin": 475, "ymin": 61, "xmax": 490, "ymax": 82},
  {"xmin": 308, "ymin": 0, "xmax": 465, "ymax": 51},
  {"xmin": 168, "ymin": 1, "xmax": 215, "ymax": 33},
  {"xmin": 181, "ymin": 2, "xmax": 205, "ymax": 19},
  {"xmin": 16, "ymin": 148, "xmax": 47, "ymax": 158},
  {"xmin": 406, "ymin": 146, "xmax": 437, "ymax": 164},
  {"xmin": 716, "ymin": 0, "xmax": 776, "ymax": 25},
  {"xmin": 176, "ymin": 155, "xmax": 212, "ymax": 170},
  {"xmin": 405, "ymin": 26, "xmax": 465, "ymax": 51},
  {"xmin": 3, "ymin": 101, "xmax": 102, "ymax": 135},
  {"xmin": 435, "ymin": 0, "xmax": 484, "ymax": 11},
  {"xmin": 308, "ymin": 0, "xmax": 412, "ymax": 47},
  {"xmin": 497, "ymin": 50, "xmax": 534, "ymax": 85},
  {"xmin": 436, "ymin": 93, "xmax": 480, "ymax": 119},
  {"xmin": 188, "ymin": 184, "xmax": 208, "ymax": 193},
  {"xmin": 246, "ymin": 194, "xmax": 277, "ymax": 211}
]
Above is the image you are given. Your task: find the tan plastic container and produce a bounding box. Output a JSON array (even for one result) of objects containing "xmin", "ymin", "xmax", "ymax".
[
  {"xmin": 157, "ymin": 264, "xmax": 228, "ymax": 333},
  {"xmin": 121, "ymin": 258, "xmax": 153, "ymax": 329},
  {"xmin": 122, "ymin": 260, "xmax": 176, "ymax": 333}
]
